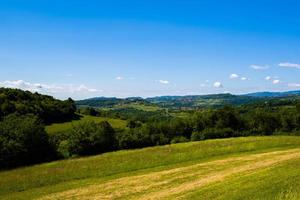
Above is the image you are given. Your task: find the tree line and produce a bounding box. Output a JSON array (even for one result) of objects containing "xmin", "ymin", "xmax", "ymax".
[{"xmin": 0, "ymin": 88, "xmax": 77, "ymax": 124}]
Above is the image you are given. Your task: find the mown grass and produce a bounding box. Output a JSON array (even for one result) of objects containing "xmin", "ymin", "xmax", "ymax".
[
  {"xmin": 0, "ymin": 136, "xmax": 300, "ymax": 199},
  {"xmin": 45, "ymin": 115, "xmax": 127, "ymax": 134},
  {"xmin": 185, "ymin": 158, "xmax": 300, "ymax": 200}
]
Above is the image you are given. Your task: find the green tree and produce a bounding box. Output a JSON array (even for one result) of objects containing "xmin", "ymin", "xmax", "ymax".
[
  {"xmin": 0, "ymin": 114, "xmax": 52, "ymax": 168},
  {"xmin": 67, "ymin": 121, "xmax": 116, "ymax": 156}
]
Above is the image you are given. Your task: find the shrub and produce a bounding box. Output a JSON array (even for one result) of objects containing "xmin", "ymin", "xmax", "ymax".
[
  {"xmin": 191, "ymin": 128, "xmax": 234, "ymax": 141},
  {"xmin": 150, "ymin": 133, "xmax": 169, "ymax": 145},
  {"xmin": 191, "ymin": 131, "xmax": 205, "ymax": 141},
  {"xmin": 57, "ymin": 140, "xmax": 71, "ymax": 158},
  {"xmin": 202, "ymin": 128, "xmax": 234, "ymax": 139},
  {"xmin": 67, "ymin": 121, "xmax": 116, "ymax": 156},
  {"xmin": 171, "ymin": 136, "xmax": 189, "ymax": 144},
  {"xmin": 117, "ymin": 127, "xmax": 151, "ymax": 149},
  {"xmin": 0, "ymin": 114, "xmax": 53, "ymax": 169}
]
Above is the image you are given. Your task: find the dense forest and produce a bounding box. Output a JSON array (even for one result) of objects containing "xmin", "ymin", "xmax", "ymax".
[
  {"xmin": 0, "ymin": 88, "xmax": 77, "ymax": 124},
  {"xmin": 1, "ymin": 87, "xmax": 300, "ymax": 169}
]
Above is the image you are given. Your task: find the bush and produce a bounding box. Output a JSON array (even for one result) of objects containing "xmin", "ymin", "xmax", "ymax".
[
  {"xmin": 57, "ymin": 140, "xmax": 71, "ymax": 158},
  {"xmin": 191, "ymin": 128, "xmax": 234, "ymax": 141},
  {"xmin": 202, "ymin": 128, "xmax": 234, "ymax": 139},
  {"xmin": 150, "ymin": 133, "xmax": 169, "ymax": 146},
  {"xmin": 66, "ymin": 121, "xmax": 116, "ymax": 156},
  {"xmin": 171, "ymin": 136, "xmax": 189, "ymax": 144},
  {"xmin": 0, "ymin": 114, "xmax": 53, "ymax": 169},
  {"xmin": 191, "ymin": 131, "xmax": 205, "ymax": 141},
  {"xmin": 117, "ymin": 127, "xmax": 151, "ymax": 149}
]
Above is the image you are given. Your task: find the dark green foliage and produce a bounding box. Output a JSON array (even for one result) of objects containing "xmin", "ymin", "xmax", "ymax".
[
  {"xmin": 191, "ymin": 131, "xmax": 205, "ymax": 141},
  {"xmin": 117, "ymin": 127, "xmax": 152, "ymax": 149},
  {"xmin": 126, "ymin": 120, "xmax": 142, "ymax": 128},
  {"xmin": 191, "ymin": 128, "xmax": 234, "ymax": 141},
  {"xmin": 79, "ymin": 107, "xmax": 99, "ymax": 116},
  {"xmin": 0, "ymin": 114, "xmax": 53, "ymax": 168},
  {"xmin": 248, "ymin": 110, "xmax": 280, "ymax": 135},
  {"xmin": 171, "ymin": 136, "xmax": 189, "ymax": 144},
  {"xmin": 64, "ymin": 121, "xmax": 116, "ymax": 156},
  {"xmin": 0, "ymin": 88, "xmax": 77, "ymax": 123}
]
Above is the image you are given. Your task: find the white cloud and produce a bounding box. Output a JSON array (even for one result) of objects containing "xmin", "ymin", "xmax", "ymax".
[
  {"xmin": 159, "ymin": 80, "xmax": 169, "ymax": 84},
  {"xmin": 265, "ymin": 76, "xmax": 281, "ymax": 83},
  {"xmin": 230, "ymin": 74, "xmax": 249, "ymax": 81},
  {"xmin": 73, "ymin": 84, "xmax": 99, "ymax": 93},
  {"xmin": 288, "ymin": 83, "xmax": 300, "ymax": 88},
  {"xmin": 0, "ymin": 80, "xmax": 42, "ymax": 92},
  {"xmin": 279, "ymin": 62, "xmax": 300, "ymax": 69},
  {"xmin": 265, "ymin": 76, "xmax": 272, "ymax": 81},
  {"xmin": 116, "ymin": 76, "xmax": 124, "ymax": 80},
  {"xmin": 0, "ymin": 80, "xmax": 101, "ymax": 97},
  {"xmin": 213, "ymin": 81, "xmax": 223, "ymax": 88},
  {"xmin": 250, "ymin": 65, "xmax": 269, "ymax": 70},
  {"xmin": 229, "ymin": 73, "xmax": 239, "ymax": 79}
]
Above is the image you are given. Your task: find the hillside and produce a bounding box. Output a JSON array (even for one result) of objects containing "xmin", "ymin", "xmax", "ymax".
[
  {"xmin": 76, "ymin": 90, "xmax": 300, "ymax": 109},
  {"xmin": 46, "ymin": 115, "xmax": 127, "ymax": 134},
  {"xmin": 0, "ymin": 88, "xmax": 77, "ymax": 124},
  {"xmin": 1, "ymin": 136, "xmax": 300, "ymax": 200},
  {"xmin": 245, "ymin": 90, "xmax": 300, "ymax": 97}
]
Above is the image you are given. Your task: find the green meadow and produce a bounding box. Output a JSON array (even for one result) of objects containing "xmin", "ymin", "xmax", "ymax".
[
  {"xmin": 45, "ymin": 115, "xmax": 127, "ymax": 134},
  {"xmin": 1, "ymin": 136, "xmax": 300, "ymax": 200}
]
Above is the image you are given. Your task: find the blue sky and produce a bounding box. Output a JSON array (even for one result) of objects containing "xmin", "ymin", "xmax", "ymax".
[{"xmin": 0, "ymin": 0, "xmax": 300, "ymax": 99}]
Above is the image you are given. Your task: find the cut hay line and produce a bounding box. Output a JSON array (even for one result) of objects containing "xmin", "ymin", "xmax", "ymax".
[{"xmin": 39, "ymin": 148, "xmax": 300, "ymax": 200}]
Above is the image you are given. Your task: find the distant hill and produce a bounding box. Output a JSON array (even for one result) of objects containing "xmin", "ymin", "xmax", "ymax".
[
  {"xmin": 145, "ymin": 93, "xmax": 258, "ymax": 109},
  {"xmin": 76, "ymin": 90, "xmax": 300, "ymax": 109},
  {"xmin": 76, "ymin": 96, "xmax": 147, "ymax": 108},
  {"xmin": 244, "ymin": 90, "xmax": 300, "ymax": 97}
]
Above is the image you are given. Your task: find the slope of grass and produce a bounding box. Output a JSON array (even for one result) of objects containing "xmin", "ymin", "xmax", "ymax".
[
  {"xmin": 1, "ymin": 136, "xmax": 300, "ymax": 199},
  {"xmin": 45, "ymin": 115, "xmax": 127, "ymax": 134},
  {"xmin": 185, "ymin": 157, "xmax": 300, "ymax": 200}
]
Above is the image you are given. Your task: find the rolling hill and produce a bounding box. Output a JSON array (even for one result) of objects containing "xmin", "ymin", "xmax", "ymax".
[
  {"xmin": 244, "ymin": 90, "xmax": 300, "ymax": 97},
  {"xmin": 1, "ymin": 136, "xmax": 300, "ymax": 200},
  {"xmin": 76, "ymin": 90, "xmax": 300, "ymax": 109}
]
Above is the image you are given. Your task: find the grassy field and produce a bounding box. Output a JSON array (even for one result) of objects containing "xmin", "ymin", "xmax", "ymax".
[
  {"xmin": 1, "ymin": 136, "xmax": 300, "ymax": 199},
  {"xmin": 113, "ymin": 103, "xmax": 162, "ymax": 112},
  {"xmin": 45, "ymin": 115, "xmax": 127, "ymax": 134}
]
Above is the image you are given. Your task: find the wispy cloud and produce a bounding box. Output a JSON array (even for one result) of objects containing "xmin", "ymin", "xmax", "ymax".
[
  {"xmin": 229, "ymin": 73, "xmax": 239, "ymax": 79},
  {"xmin": 265, "ymin": 76, "xmax": 280, "ymax": 84},
  {"xmin": 265, "ymin": 76, "xmax": 272, "ymax": 81},
  {"xmin": 213, "ymin": 81, "xmax": 223, "ymax": 88},
  {"xmin": 279, "ymin": 62, "xmax": 300, "ymax": 69},
  {"xmin": 230, "ymin": 73, "xmax": 249, "ymax": 81},
  {"xmin": 115, "ymin": 76, "xmax": 124, "ymax": 80},
  {"xmin": 250, "ymin": 64, "xmax": 269, "ymax": 70},
  {"xmin": 288, "ymin": 83, "xmax": 300, "ymax": 88},
  {"xmin": 158, "ymin": 80, "xmax": 170, "ymax": 84}
]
